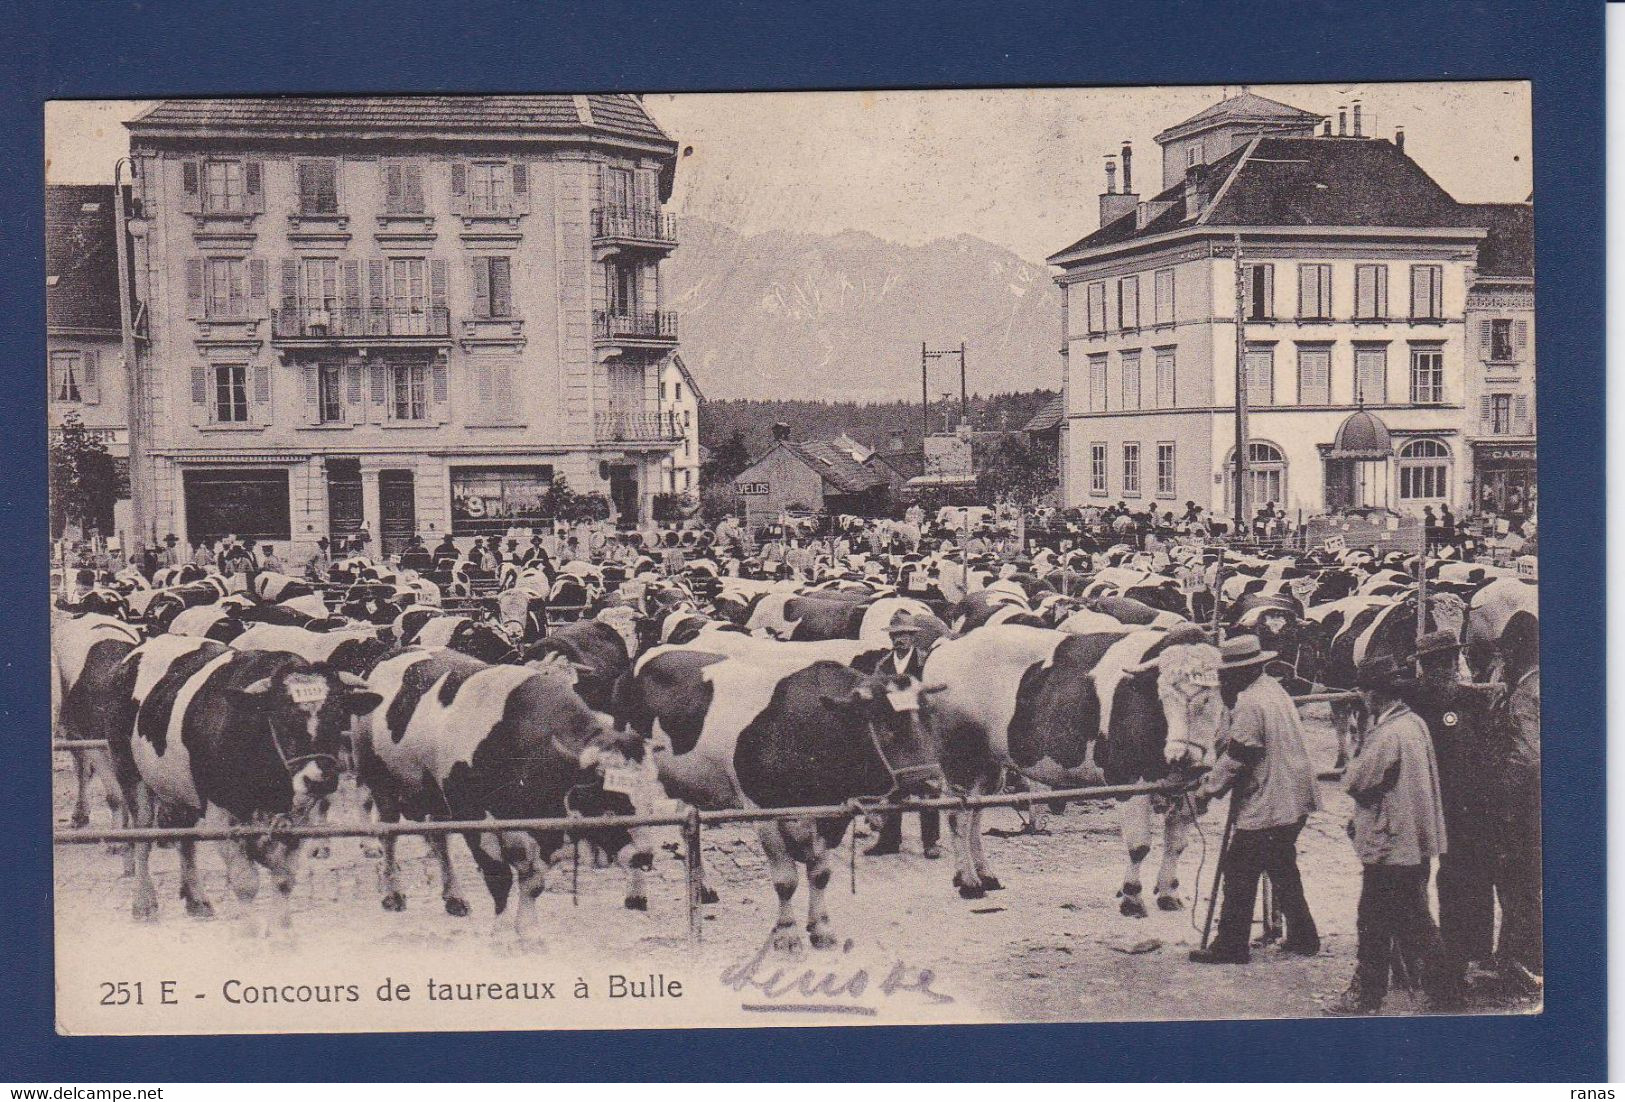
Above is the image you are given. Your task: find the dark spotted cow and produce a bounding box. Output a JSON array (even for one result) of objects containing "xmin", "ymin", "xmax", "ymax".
[
  {"xmin": 253, "ymin": 571, "xmax": 317, "ymax": 604},
  {"xmin": 622, "ymin": 651, "xmax": 944, "ymax": 951},
  {"xmin": 105, "ymin": 634, "xmax": 381, "ymax": 926},
  {"xmin": 357, "ymin": 649, "xmax": 643, "ymax": 930},
  {"xmin": 52, "ymin": 613, "xmax": 143, "ymax": 835},
  {"xmin": 922, "ymin": 623, "xmax": 1222, "ymax": 909},
  {"xmin": 167, "ymin": 604, "xmax": 249, "ymax": 643},
  {"xmin": 1463, "ymin": 575, "xmax": 1539, "ymax": 682},
  {"xmin": 527, "ymin": 618, "xmax": 636, "ymax": 714},
  {"xmin": 405, "ymin": 614, "xmax": 522, "ymax": 664}
]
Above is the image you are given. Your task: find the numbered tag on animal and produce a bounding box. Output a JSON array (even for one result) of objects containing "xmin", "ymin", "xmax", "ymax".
[
  {"xmin": 1289, "ymin": 576, "xmax": 1318, "ymax": 602},
  {"xmin": 602, "ymin": 764, "xmax": 643, "ymax": 795}
]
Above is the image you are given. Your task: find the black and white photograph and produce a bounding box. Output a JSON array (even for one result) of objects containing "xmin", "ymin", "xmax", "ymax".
[{"xmin": 46, "ymin": 82, "xmax": 1542, "ymax": 1034}]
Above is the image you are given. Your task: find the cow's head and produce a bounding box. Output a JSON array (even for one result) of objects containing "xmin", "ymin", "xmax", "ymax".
[
  {"xmin": 1425, "ymin": 591, "xmax": 1468, "ymax": 640},
  {"xmin": 1126, "ymin": 636, "xmax": 1223, "ymax": 768},
  {"xmin": 822, "ymin": 673, "xmax": 947, "ymax": 798},
  {"xmin": 239, "ymin": 667, "xmax": 382, "ymax": 813}
]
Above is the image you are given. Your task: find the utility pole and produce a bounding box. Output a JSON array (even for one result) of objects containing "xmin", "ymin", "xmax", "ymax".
[
  {"xmin": 1232, "ymin": 233, "xmax": 1250, "ymax": 536},
  {"xmin": 113, "ymin": 158, "xmax": 147, "ymax": 551},
  {"xmin": 920, "ymin": 342, "xmax": 930, "ymax": 444},
  {"xmin": 959, "ymin": 341, "xmax": 968, "ymax": 424}
]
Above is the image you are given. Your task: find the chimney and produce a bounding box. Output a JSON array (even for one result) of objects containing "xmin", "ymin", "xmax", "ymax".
[
  {"xmin": 888, "ymin": 431, "xmax": 904, "ymax": 453},
  {"xmin": 1322, "ymin": 118, "xmax": 1332, "ymax": 137},
  {"xmin": 1352, "ymin": 99, "xmax": 1364, "ymax": 138},
  {"xmin": 1183, "ymin": 169, "xmax": 1203, "ymax": 220},
  {"xmin": 1098, "ymin": 152, "xmax": 1138, "ymax": 227},
  {"xmin": 1338, "ymin": 106, "xmax": 1347, "ymax": 136},
  {"xmin": 1121, "ymin": 141, "xmax": 1134, "ymax": 194},
  {"xmin": 1394, "ymin": 125, "xmax": 1405, "ymax": 153},
  {"xmin": 771, "ymin": 422, "xmax": 792, "ymax": 442}
]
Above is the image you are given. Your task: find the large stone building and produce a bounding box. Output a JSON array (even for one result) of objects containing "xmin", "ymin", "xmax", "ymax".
[
  {"xmin": 1048, "ymin": 92, "xmax": 1534, "ymax": 523},
  {"xmin": 1461, "ymin": 201, "xmax": 1536, "ymax": 518},
  {"xmin": 123, "ymin": 96, "xmax": 687, "ymax": 558},
  {"xmin": 47, "ymin": 184, "xmax": 137, "ymax": 539}
]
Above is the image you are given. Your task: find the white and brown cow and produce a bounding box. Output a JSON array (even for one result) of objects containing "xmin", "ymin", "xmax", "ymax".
[
  {"xmin": 620, "ymin": 652, "xmax": 944, "ymax": 952},
  {"xmin": 105, "ymin": 634, "xmax": 381, "ymax": 927},
  {"xmin": 357, "ymin": 649, "xmax": 642, "ymax": 932},
  {"xmin": 922, "ymin": 623, "xmax": 1223, "ymax": 911}
]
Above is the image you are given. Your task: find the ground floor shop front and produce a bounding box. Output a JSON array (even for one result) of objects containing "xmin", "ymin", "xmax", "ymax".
[{"xmin": 149, "ymin": 447, "xmax": 672, "ymax": 562}]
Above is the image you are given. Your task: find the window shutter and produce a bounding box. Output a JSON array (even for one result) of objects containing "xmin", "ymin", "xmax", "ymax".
[
  {"xmin": 369, "ymin": 362, "xmax": 388, "ymax": 422},
  {"xmin": 345, "ymin": 362, "xmax": 363, "ymax": 406},
  {"xmin": 473, "ymin": 361, "xmax": 493, "ymax": 421},
  {"xmin": 1513, "ymin": 395, "xmax": 1529, "ymax": 434},
  {"xmin": 1411, "ymin": 267, "xmax": 1428, "ymax": 318},
  {"xmin": 342, "ymin": 259, "xmax": 361, "ymax": 328},
  {"xmin": 1479, "ymin": 319, "xmax": 1493, "ymax": 349},
  {"xmin": 367, "ymin": 259, "xmax": 385, "ymax": 335},
  {"xmin": 180, "ymin": 159, "xmax": 201, "ymax": 214},
  {"xmin": 384, "ymin": 162, "xmax": 403, "ymax": 213},
  {"xmin": 429, "ymin": 259, "xmax": 448, "ymax": 327},
  {"xmin": 277, "ymin": 258, "xmax": 300, "ymax": 325},
  {"xmin": 184, "ymin": 258, "xmax": 205, "ymax": 318},
  {"xmin": 245, "ymin": 161, "xmax": 264, "ymax": 212},
  {"xmin": 81, "ymin": 349, "xmax": 101, "ymax": 404},
  {"xmin": 495, "ymin": 363, "xmax": 515, "ymax": 416},
  {"xmin": 450, "ymin": 161, "xmax": 468, "ymax": 212},
  {"xmin": 252, "ymin": 362, "xmax": 271, "ymax": 425},
  {"xmin": 248, "ymin": 258, "xmax": 268, "ymax": 317},
  {"xmin": 1298, "ymin": 265, "xmax": 1313, "ymax": 317},
  {"xmin": 432, "ymin": 361, "xmax": 449, "ymax": 423},
  {"xmin": 472, "ymin": 258, "xmax": 491, "ymax": 318},
  {"xmin": 511, "ymin": 161, "xmax": 528, "ymax": 195},
  {"xmin": 191, "ymin": 364, "xmax": 209, "ymax": 423},
  {"xmin": 1376, "ymin": 266, "xmax": 1388, "ymax": 316},
  {"xmin": 1514, "ymin": 319, "xmax": 1529, "ymax": 351},
  {"xmin": 1480, "ymin": 396, "xmax": 1493, "ymax": 434},
  {"xmin": 304, "ymin": 363, "xmax": 321, "ymax": 425},
  {"xmin": 403, "ymin": 163, "xmax": 424, "ymax": 213}
]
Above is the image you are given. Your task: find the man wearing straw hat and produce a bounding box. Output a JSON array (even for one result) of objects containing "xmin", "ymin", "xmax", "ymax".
[
  {"xmin": 1326, "ymin": 653, "xmax": 1450, "ymax": 1015},
  {"xmin": 1190, "ymin": 634, "xmax": 1321, "ymax": 964}
]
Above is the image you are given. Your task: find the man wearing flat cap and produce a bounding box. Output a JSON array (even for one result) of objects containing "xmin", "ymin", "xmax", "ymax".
[
  {"xmin": 1190, "ymin": 634, "xmax": 1321, "ymax": 964},
  {"xmin": 1327, "ymin": 653, "xmax": 1450, "ymax": 1014},
  {"xmin": 866, "ymin": 610, "xmax": 942, "ymax": 859},
  {"xmin": 1406, "ymin": 628, "xmax": 1503, "ymax": 1006}
]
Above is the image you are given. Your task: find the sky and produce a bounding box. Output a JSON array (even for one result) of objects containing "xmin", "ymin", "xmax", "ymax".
[{"xmin": 46, "ymin": 82, "xmax": 1531, "ymax": 264}]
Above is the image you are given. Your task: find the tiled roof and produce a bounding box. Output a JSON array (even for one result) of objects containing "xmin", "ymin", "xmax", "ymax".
[
  {"xmin": 129, "ymin": 95, "xmax": 672, "ymax": 145},
  {"xmin": 1156, "ymin": 91, "xmax": 1324, "ymax": 141},
  {"xmin": 786, "ymin": 440, "xmax": 889, "ymax": 495},
  {"xmin": 1021, "ymin": 395, "xmax": 1065, "ymax": 434},
  {"xmin": 46, "ymin": 184, "xmax": 128, "ymax": 331},
  {"xmin": 1050, "ymin": 137, "xmax": 1472, "ymax": 262},
  {"xmin": 1459, "ymin": 202, "xmax": 1534, "ymax": 279}
]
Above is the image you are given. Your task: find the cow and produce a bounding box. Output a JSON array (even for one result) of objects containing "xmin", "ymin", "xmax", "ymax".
[
  {"xmin": 52, "ymin": 613, "xmax": 143, "ymax": 837},
  {"xmin": 406, "ymin": 614, "xmax": 522, "ymax": 664},
  {"xmin": 167, "ymin": 604, "xmax": 249, "ymax": 643},
  {"xmin": 105, "ymin": 634, "xmax": 381, "ymax": 926},
  {"xmin": 622, "ymin": 651, "xmax": 945, "ymax": 951},
  {"xmin": 494, "ymin": 587, "xmax": 550, "ymax": 647},
  {"xmin": 528, "ymin": 618, "xmax": 636, "ymax": 714},
  {"xmin": 253, "ymin": 571, "xmax": 317, "ymax": 604},
  {"xmin": 922, "ymin": 623, "xmax": 1223, "ymax": 909},
  {"xmin": 357, "ymin": 649, "xmax": 644, "ymax": 930},
  {"xmin": 1463, "ymin": 575, "xmax": 1539, "ymax": 681}
]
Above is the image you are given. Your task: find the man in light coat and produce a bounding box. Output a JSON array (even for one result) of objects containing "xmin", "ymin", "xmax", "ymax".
[{"xmin": 1327, "ymin": 654, "xmax": 1451, "ymax": 1015}]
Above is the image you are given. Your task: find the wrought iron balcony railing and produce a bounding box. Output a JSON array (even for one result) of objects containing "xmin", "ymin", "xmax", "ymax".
[
  {"xmin": 595, "ymin": 409, "xmax": 684, "ymax": 442},
  {"xmin": 592, "ymin": 206, "xmax": 678, "ymax": 244},
  {"xmin": 271, "ymin": 306, "xmax": 451, "ymax": 340},
  {"xmin": 593, "ymin": 309, "xmax": 679, "ymax": 342}
]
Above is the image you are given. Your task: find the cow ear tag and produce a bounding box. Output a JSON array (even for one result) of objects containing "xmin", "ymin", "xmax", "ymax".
[
  {"xmin": 886, "ymin": 688, "xmax": 919, "ymax": 712},
  {"xmin": 288, "ymin": 682, "xmax": 328, "ymax": 705}
]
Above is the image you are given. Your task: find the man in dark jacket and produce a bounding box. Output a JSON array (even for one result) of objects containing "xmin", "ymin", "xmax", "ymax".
[
  {"xmin": 865, "ymin": 612, "xmax": 942, "ymax": 859},
  {"xmin": 1489, "ymin": 618, "xmax": 1542, "ymax": 991}
]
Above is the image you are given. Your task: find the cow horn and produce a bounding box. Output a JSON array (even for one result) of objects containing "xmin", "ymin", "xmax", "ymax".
[
  {"xmin": 336, "ymin": 671, "xmax": 369, "ymax": 689},
  {"xmin": 572, "ymin": 662, "xmax": 593, "ymax": 676},
  {"xmin": 920, "ymin": 683, "xmax": 949, "ymax": 695}
]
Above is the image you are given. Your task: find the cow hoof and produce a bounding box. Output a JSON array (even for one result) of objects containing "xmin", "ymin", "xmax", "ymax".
[
  {"xmin": 624, "ymin": 895, "xmax": 648, "ymax": 912},
  {"xmin": 361, "ymin": 843, "xmax": 383, "ymax": 859},
  {"xmin": 979, "ymin": 875, "xmax": 1004, "ymax": 891},
  {"xmin": 1120, "ymin": 896, "xmax": 1148, "ymax": 918},
  {"xmin": 444, "ymin": 897, "xmax": 470, "ymax": 918},
  {"xmin": 699, "ymin": 886, "xmax": 720, "ymax": 905},
  {"xmin": 808, "ymin": 928, "xmax": 837, "ymax": 950},
  {"xmin": 381, "ymin": 891, "xmax": 406, "ymax": 912},
  {"xmin": 952, "ymin": 874, "xmax": 987, "ymax": 900},
  {"xmin": 309, "ymin": 844, "xmax": 330, "ymax": 860},
  {"xmin": 771, "ymin": 926, "xmax": 804, "ymax": 954},
  {"xmin": 185, "ymin": 898, "xmax": 215, "ymax": 919},
  {"xmin": 1157, "ymin": 894, "xmax": 1184, "ymax": 912},
  {"xmin": 71, "ymin": 812, "xmax": 89, "ymax": 830}
]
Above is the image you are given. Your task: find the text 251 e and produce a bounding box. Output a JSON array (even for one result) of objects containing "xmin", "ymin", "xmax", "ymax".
[{"xmin": 99, "ymin": 981, "xmax": 178, "ymax": 1006}]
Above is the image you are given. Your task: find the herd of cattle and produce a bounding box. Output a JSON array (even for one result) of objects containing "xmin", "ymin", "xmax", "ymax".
[{"xmin": 52, "ymin": 541, "xmax": 1538, "ymax": 952}]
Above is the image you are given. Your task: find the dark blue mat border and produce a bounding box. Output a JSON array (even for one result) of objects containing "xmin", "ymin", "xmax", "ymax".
[{"xmin": 0, "ymin": 0, "xmax": 1604, "ymax": 1082}]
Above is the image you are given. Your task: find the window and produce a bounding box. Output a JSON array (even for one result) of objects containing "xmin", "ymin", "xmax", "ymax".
[
  {"xmin": 1122, "ymin": 443, "xmax": 1141, "ymax": 495},
  {"xmin": 602, "ymin": 166, "xmax": 634, "ymax": 211},
  {"xmin": 1295, "ymin": 347, "xmax": 1330, "ymax": 405},
  {"xmin": 1298, "ymin": 263, "xmax": 1332, "ymax": 320},
  {"xmin": 675, "ymin": 382, "xmax": 683, "ymax": 401},
  {"xmin": 214, "ymin": 364, "xmax": 249, "ymax": 423},
  {"xmin": 1086, "ymin": 282, "xmax": 1107, "ymax": 334},
  {"xmin": 1227, "ymin": 441, "xmax": 1286, "ymax": 514},
  {"xmin": 1486, "ymin": 394, "xmax": 1514, "ymax": 435},
  {"xmin": 1088, "ymin": 355, "xmax": 1108, "ymax": 412},
  {"xmin": 1410, "ymin": 264, "xmax": 1443, "ymax": 320},
  {"xmin": 607, "ymin": 261, "xmax": 640, "ymax": 316},
  {"xmin": 383, "ymin": 161, "xmax": 426, "ymax": 215},
  {"xmin": 467, "ymin": 162, "xmax": 510, "ymax": 215},
  {"xmin": 1242, "ymin": 263, "xmax": 1274, "ymax": 321},
  {"xmin": 1153, "ymin": 268, "xmax": 1175, "ymax": 326},
  {"xmin": 391, "ymin": 363, "xmax": 428, "ymax": 421},
  {"xmin": 1187, "ymin": 144, "xmax": 1200, "ymax": 170},
  {"xmin": 296, "ymin": 160, "xmax": 340, "ymax": 215},
  {"xmin": 1410, "ymin": 347, "xmax": 1445, "ymax": 404},
  {"xmin": 300, "ymin": 258, "xmax": 339, "ymax": 324},
  {"xmin": 204, "ymin": 160, "xmax": 245, "ymax": 213},
  {"xmin": 1120, "ymin": 351, "xmax": 1141, "ymax": 410},
  {"xmin": 1398, "ymin": 439, "xmax": 1451, "ymax": 501},
  {"xmin": 388, "ymin": 258, "xmax": 429, "ymax": 334},
  {"xmin": 472, "ymin": 256, "xmax": 513, "ymax": 318},
  {"xmin": 1090, "ymin": 443, "xmax": 1107, "ymax": 494},
  {"xmin": 1244, "ymin": 346, "xmax": 1274, "ymax": 406},
  {"xmin": 1489, "ymin": 318, "xmax": 1515, "ymax": 361},
  {"xmin": 51, "ymin": 351, "xmax": 87, "ymax": 403},
  {"xmin": 1355, "ymin": 264, "xmax": 1388, "ymax": 320},
  {"xmin": 318, "ymin": 363, "xmax": 344, "ymax": 423},
  {"xmin": 1355, "ymin": 346, "xmax": 1388, "ymax": 404},
  {"xmin": 1118, "ymin": 275, "xmax": 1140, "ymax": 331},
  {"xmin": 1155, "ymin": 349, "xmax": 1176, "ymax": 408},
  {"xmin": 205, "ymin": 257, "xmax": 247, "ymax": 319},
  {"xmin": 1156, "ymin": 442, "xmax": 1176, "ymax": 496}
]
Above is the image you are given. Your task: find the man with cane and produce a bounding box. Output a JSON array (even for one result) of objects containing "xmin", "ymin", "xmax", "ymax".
[{"xmin": 1189, "ymin": 634, "xmax": 1321, "ymax": 964}]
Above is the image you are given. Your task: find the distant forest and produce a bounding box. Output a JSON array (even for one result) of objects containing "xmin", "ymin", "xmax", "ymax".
[{"xmin": 698, "ymin": 389, "xmax": 1058, "ymax": 459}]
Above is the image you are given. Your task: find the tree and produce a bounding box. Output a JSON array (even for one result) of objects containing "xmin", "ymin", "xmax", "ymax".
[
  {"xmin": 50, "ymin": 412, "xmax": 119, "ymax": 540},
  {"xmin": 701, "ymin": 430, "xmax": 752, "ymax": 487},
  {"xmin": 975, "ymin": 434, "xmax": 1058, "ymax": 507}
]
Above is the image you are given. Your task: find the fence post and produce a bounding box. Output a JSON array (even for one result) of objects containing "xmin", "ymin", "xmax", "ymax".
[{"xmin": 684, "ymin": 805, "xmax": 704, "ymax": 945}]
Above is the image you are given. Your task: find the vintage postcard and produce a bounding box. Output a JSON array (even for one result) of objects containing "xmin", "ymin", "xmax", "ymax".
[{"xmin": 46, "ymin": 82, "xmax": 1540, "ymax": 1035}]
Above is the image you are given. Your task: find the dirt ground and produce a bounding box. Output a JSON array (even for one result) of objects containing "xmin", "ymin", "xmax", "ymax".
[{"xmin": 51, "ymin": 708, "xmax": 1539, "ymax": 1034}]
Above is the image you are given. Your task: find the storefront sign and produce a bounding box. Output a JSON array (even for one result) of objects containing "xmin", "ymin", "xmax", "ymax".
[
  {"xmin": 450, "ymin": 465, "xmax": 556, "ymax": 534},
  {"xmin": 738, "ymin": 481, "xmax": 770, "ymax": 495}
]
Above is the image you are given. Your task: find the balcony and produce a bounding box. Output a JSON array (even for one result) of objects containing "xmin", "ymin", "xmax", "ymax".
[
  {"xmin": 595, "ymin": 409, "xmax": 684, "ymax": 444},
  {"xmin": 592, "ymin": 206, "xmax": 678, "ymax": 251},
  {"xmin": 271, "ymin": 307, "xmax": 451, "ymax": 344},
  {"xmin": 593, "ymin": 309, "xmax": 679, "ymax": 346}
]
